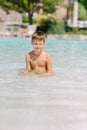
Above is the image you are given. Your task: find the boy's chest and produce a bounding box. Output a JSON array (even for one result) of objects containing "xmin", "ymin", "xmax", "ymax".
[{"xmin": 30, "ymin": 55, "xmax": 46, "ymax": 67}]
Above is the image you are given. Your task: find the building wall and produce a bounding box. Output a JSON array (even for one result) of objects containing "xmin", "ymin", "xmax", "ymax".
[
  {"xmin": 54, "ymin": 0, "xmax": 70, "ymax": 19},
  {"xmin": 0, "ymin": 8, "xmax": 22, "ymax": 33}
]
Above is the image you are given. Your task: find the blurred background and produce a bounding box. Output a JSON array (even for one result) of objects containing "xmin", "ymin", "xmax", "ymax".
[{"xmin": 0, "ymin": 0, "xmax": 87, "ymax": 37}]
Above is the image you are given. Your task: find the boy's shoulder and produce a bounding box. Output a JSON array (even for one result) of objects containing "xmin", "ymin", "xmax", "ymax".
[
  {"xmin": 26, "ymin": 51, "xmax": 33, "ymax": 56},
  {"xmin": 43, "ymin": 50, "xmax": 51, "ymax": 58},
  {"xmin": 43, "ymin": 50, "xmax": 48, "ymax": 54},
  {"xmin": 25, "ymin": 52, "xmax": 31, "ymax": 59}
]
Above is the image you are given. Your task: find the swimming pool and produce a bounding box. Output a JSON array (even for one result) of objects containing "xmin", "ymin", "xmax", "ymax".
[{"xmin": 0, "ymin": 37, "xmax": 87, "ymax": 130}]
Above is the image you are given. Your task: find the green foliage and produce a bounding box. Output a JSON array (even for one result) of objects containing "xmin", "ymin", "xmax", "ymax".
[
  {"xmin": 22, "ymin": 16, "xmax": 29, "ymax": 23},
  {"xmin": 0, "ymin": 0, "xmax": 64, "ymax": 25},
  {"xmin": 0, "ymin": 0, "xmax": 40, "ymax": 24},
  {"xmin": 66, "ymin": 28, "xmax": 87, "ymax": 35},
  {"xmin": 66, "ymin": 27, "xmax": 80, "ymax": 34},
  {"xmin": 72, "ymin": 27, "xmax": 79, "ymax": 33},
  {"xmin": 78, "ymin": 3, "xmax": 87, "ymax": 20},
  {"xmin": 43, "ymin": 0, "xmax": 64, "ymax": 14},
  {"xmin": 78, "ymin": 30, "xmax": 87, "ymax": 35},
  {"xmin": 0, "ymin": 0, "xmax": 26, "ymax": 12},
  {"xmin": 0, "ymin": 0, "xmax": 63, "ymax": 13},
  {"xmin": 48, "ymin": 20, "xmax": 65, "ymax": 34},
  {"xmin": 78, "ymin": 0, "xmax": 87, "ymax": 9},
  {"xmin": 36, "ymin": 14, "xmax": 65, "ymax": 34},
  {"xmin": 35, "ymin": 14, "xmax": 56, "ymax": 33},
  {"xmin": 0, "ymin": 0, "xmax": 40, "ymax": 12},
  {"xmin": 44, "ymin": 0, "xmax": 57, "ymax": 13}
]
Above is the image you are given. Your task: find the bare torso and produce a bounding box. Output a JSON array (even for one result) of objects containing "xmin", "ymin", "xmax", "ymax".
[{"xmin": 28, "ymin": 50, "xmax": 47, "ymax": 73}]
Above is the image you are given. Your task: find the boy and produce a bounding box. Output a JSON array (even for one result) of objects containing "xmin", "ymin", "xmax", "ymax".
[{"xmin": 23, "ymin": 31, "xmax": 52, "ymax": 76}]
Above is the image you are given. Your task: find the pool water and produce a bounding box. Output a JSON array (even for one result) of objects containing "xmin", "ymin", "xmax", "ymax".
[{"xmin": 0, "ymin": 38, "xmax": 87, "ymax": 130}]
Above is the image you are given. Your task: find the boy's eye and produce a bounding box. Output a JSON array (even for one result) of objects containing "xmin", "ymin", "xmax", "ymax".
[
  {"xmin": 34, "ymin": 43, "xmax": 38, "ymax": 45},
  {"xmin": 33, "ymin": 43, "xmax": 37, "ymax": 45},
  {"xmin": 34, "ymin": 43, "xmax": 42, "ymax": 45}
]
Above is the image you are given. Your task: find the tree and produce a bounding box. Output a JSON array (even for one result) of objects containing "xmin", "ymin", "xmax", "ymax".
[
  {"xmin": 0, "ymin": 0, "xmax": 64, "ymax": 24},
  {"xmin": 78, "ymin": 3, "xmax": 87, "ymax": 20},
  {"xmin": 27, "ymin": 0, "xmax": 43, "ymax": 24},
  {"xmin": 43, "ymin": 0, "xmax": 64, "ymax": 14},
  {"xmin": 0, "ymin": 0, "xmax": 40, "ymax": 25}
]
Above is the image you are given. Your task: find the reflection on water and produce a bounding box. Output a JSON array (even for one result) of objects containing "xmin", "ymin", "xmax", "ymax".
[{"xmin": 0, "ymin": 38, "xmax": 87, "ymax": 130}]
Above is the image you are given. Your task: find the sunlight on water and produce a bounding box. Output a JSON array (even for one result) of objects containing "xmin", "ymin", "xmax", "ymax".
[{"xmin": 0, "ymin": 38, "xmax": 87, "ymax": 130}]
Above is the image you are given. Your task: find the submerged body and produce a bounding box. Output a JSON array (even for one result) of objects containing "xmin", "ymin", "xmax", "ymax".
[{"xmin": 23, "ymin": 31, "xmax": 52, "ymax": 76}]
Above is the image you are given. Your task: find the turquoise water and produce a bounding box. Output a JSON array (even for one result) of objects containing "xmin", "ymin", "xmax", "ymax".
[{"xmin": 0, "ymin": 38, "xmax": 87, "ymax": 130}]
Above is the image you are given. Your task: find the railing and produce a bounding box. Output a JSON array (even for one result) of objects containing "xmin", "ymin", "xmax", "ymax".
[{"xmin": 67, "ymin": 20, "xmax": 87, "ymax": 28}]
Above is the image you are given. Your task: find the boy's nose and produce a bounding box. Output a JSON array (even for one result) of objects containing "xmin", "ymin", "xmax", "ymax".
[{"xmin": 37, "ymin": 44, "xmax": 40, "ymax": 47}]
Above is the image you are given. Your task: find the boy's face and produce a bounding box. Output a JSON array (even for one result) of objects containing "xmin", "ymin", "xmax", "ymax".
[{"xmin": 32, "ymin": 39, "xmax": 44, "ymax": 52}]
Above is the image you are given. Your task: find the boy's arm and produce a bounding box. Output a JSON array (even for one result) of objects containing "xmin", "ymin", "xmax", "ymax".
[
  {"xmin": 20, "ymin": 54, "xmax": 31, "ymax": 75},
  {"xmin": 19, "ymin": 54, "xmax": 31, "ymax": 76},
  {"xmin": 25, "ymin": 54, "xmax": 31, "ymax": 73},
  {"xmin": 45, "ymin": 53, "xmax": 52, "ymax": 76}
]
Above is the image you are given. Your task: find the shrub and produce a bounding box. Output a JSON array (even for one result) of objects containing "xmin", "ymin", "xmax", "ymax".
[
  {"xmin": 78, "ymin": 3, "xmax": 87, "ymax": 20},
  {"xmin": 35, "ymin": 14, "xmax": 56, "ymax": 33},
  {"xmin": 48, "ymin": 20, "xmax": 65, "ymax": 34},
  {"xmin": 72, "ymin": 27, "xmax": 79, "ymax": 33},
  {"xmin": 22, "ymin": 16, "xmax": 29, "ymax": 23}
]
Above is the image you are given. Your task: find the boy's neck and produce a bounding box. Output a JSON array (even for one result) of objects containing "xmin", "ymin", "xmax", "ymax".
[{"xmin": 33, "ymin": 50, "xmax": 42, "ymax": 56}]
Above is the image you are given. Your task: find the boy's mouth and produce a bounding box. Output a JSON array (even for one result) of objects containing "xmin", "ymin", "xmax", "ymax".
[{"xmin": 36, "ymin": 48, "xmax": 40, "ymax": 50}]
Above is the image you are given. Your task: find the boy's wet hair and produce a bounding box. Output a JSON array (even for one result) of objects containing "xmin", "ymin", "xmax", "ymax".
[{"xmin": 32, "ymin": 31, "xmax": 46, "ymax": 42}]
